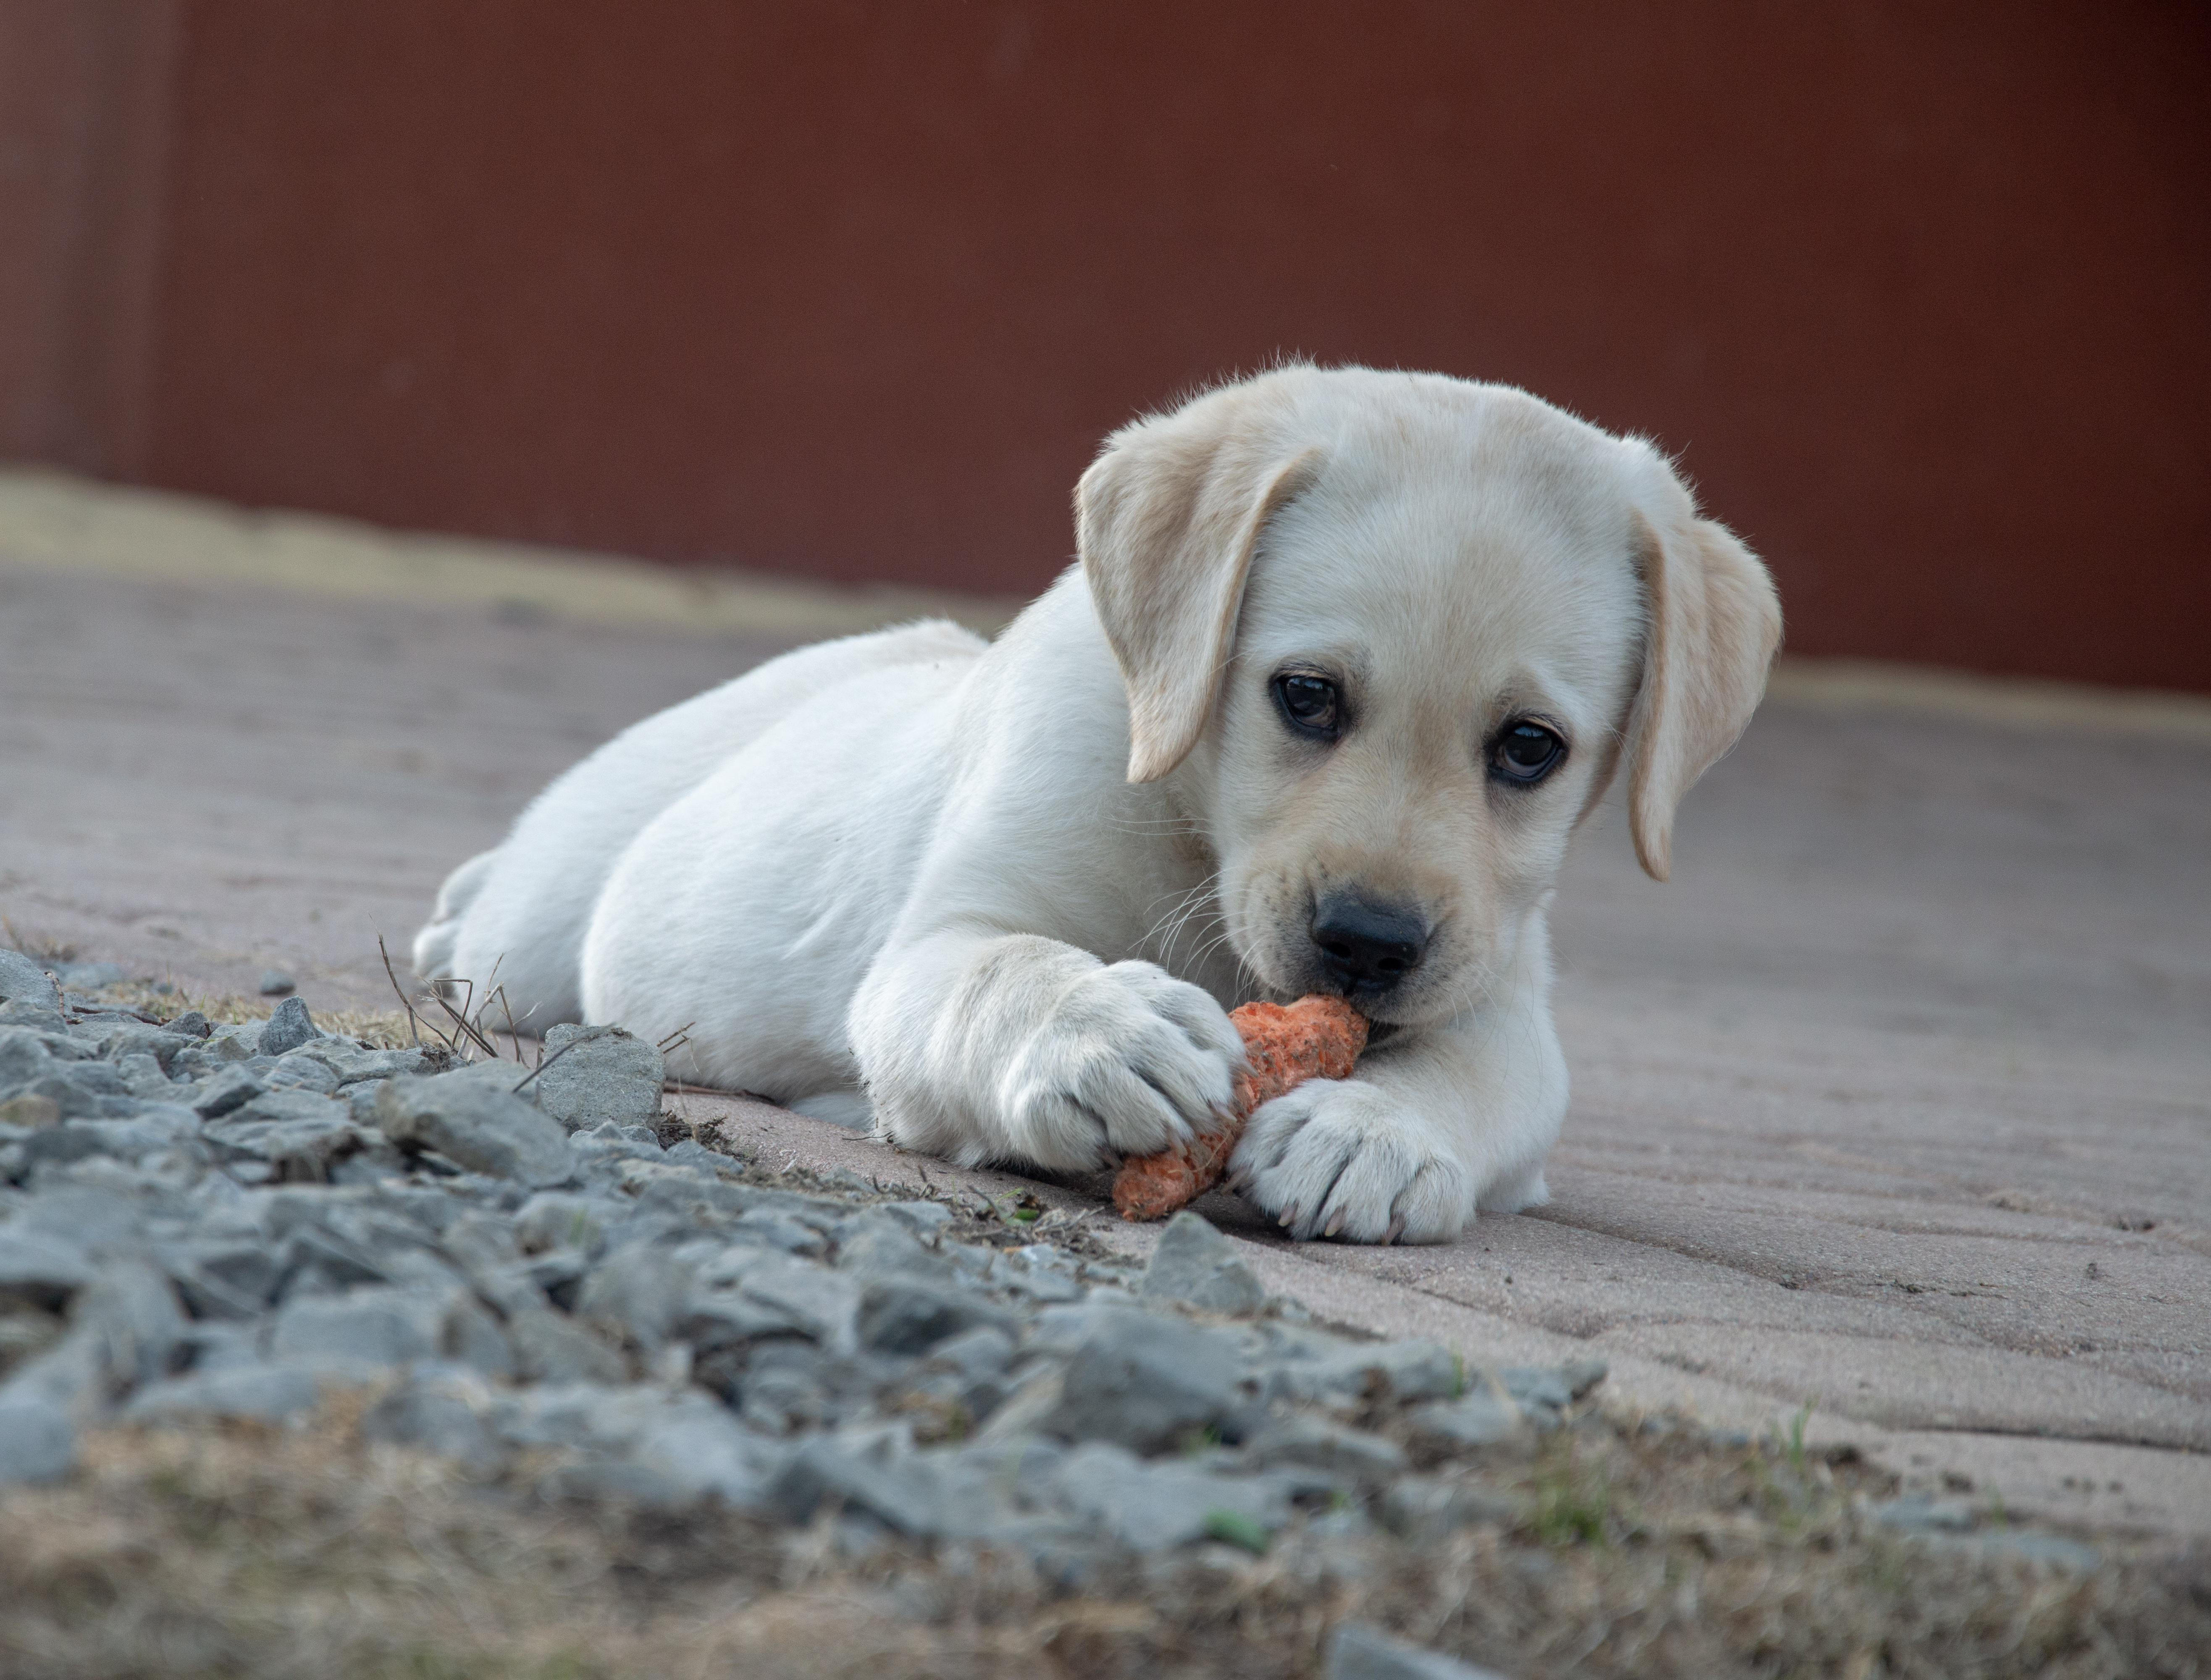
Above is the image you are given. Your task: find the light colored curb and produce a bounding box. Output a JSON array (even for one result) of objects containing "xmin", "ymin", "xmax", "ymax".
[
  {"xmin": 0, "ymin": 465, "xmax": 1021, "ymax": 643},
  {"xmin": 5, "ymin": 462, "xmax": 2206, "ymax": 738},
  {"xmin": 1767, "ymin": 655, "xmax": 2211, "ymax": 743}
]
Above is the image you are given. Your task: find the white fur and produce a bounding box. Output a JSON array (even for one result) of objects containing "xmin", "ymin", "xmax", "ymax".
[{"xmin": 414, "ymin": 366, "xmax": 1778, "ymax": 1244}]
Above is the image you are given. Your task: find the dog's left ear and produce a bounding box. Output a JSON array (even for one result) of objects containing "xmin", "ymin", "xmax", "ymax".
[
  {"xmin": 1622, "ymin": 480, "xmax": 1783, "ymax": 881},
  {"xmin": 1078, "ymin": 388, "xmax": 1323, "ymax": 782}
]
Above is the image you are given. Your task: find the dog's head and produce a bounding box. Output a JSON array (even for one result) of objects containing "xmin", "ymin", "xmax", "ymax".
[{"xmin": 1078, "ymin": 365, "xmax": 1780, "ymax": 1027}]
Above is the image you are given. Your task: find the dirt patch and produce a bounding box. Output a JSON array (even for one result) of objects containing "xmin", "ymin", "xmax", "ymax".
[{"xmin": 3, "ymin": 1399, "xmax": 2202, "ymax": 1679}]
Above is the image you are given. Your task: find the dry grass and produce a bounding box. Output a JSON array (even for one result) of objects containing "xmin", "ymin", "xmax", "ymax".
[
  {"xmin": 2, "ymin": 1398, "xmax": 2202, "ymax": 1680},
  {"xmin": 102, "ymin": 980, "xmax": 421, "ymax": 1051}
]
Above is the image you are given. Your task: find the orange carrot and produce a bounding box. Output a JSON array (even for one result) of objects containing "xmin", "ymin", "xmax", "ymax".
[{"xmin": 1111, "ymin": 994, "xmax": 1368, "ymax": 1221}]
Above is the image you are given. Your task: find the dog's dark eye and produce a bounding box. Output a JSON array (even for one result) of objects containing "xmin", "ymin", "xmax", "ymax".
[
  {"xmin": 1273, "ymin": 673, "xmax": 1342, "ymax": 739},
  {"xmin": 1492, "ymin": 721, "xmax": 1566, "ymax": 785}
]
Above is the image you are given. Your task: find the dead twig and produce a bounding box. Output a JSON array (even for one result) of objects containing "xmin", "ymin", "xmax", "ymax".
[
  {"xmin": 511, "ymin": 1029, "xmax": 596, "ymax": 1094},
  {"xmin": 423, "ymin": 975, "xmax": 502, "ymax": 1062},
  {"xmin": 377, "ymin": 935, "xmax": 423, "ymax": 1048}
]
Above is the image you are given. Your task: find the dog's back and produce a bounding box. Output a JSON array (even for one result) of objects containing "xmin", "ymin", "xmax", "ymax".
[{"xmin": 410, "ymin": 617, "xmax": 986, "ymax": 1031}]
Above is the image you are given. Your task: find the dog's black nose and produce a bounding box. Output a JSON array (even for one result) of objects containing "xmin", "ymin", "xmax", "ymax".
[{"xmin": 1310, "ymin": 898, "xmax": 1428, "ymax": 994}]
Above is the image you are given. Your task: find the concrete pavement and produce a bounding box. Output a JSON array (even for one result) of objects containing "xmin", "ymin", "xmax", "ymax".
[{"xmin": 4, "ymin": 469, "xmax": 2207, "ymax": 1536}]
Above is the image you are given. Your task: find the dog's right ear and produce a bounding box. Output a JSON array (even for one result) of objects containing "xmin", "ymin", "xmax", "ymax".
[{"xmin": 1077, "ymin": 392, "xmax": 1322, "ymax": 782}]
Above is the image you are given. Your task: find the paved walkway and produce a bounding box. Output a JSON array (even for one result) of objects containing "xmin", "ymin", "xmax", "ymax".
[{"xmin": 4, "ymin": 472, "xmax": 2207, "ymax": 1536}]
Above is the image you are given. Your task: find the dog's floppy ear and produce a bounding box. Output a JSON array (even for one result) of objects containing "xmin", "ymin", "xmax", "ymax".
[
  {"xmin": 1623, "ymin": 496, "xmax": 1782, "ymax": 881},
  {"xmin": 1077, "ymin": 391, "xmax": 1323, "ymax": 782}
]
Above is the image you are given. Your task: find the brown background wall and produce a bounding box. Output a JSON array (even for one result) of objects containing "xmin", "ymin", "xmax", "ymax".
[{"xmin": 3, "ymin": 2, "xmax": 2206, "ymax": 690}]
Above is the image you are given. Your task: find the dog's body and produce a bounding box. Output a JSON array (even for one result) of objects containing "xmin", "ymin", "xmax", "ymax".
[{"xmin": 415, "ymin": 366, "xmax": 1779, "ymax": 1243}]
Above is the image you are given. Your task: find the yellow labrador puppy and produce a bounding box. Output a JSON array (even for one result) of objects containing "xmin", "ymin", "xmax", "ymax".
[{"xmin": 415, "ymin": 365, "xmax": 1779, "ymax": 1243}]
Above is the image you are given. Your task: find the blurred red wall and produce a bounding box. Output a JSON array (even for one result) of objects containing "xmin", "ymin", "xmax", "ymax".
[{"xmin": 4, "ymin": 2, "xmax": 2206, "ymax": 689}]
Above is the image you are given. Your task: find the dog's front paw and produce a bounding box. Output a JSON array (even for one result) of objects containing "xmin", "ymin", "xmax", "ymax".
[
  {"xmin": 998, "ymin": 960, "xmax": 1242, "ymax": 1170},
  {"xmin": 1229, "ymin": 1079, "xmax": 1472, "ymax": 1243}
]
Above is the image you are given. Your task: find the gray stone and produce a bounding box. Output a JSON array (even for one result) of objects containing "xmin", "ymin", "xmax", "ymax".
[
  {"xmin": 0, "ymin": 1230, "xmax": 94, "ymax": 1310},
  {"xmin": 486, "ymin": 1380, "xmax": 637, "ymax": 1451},
  {"xmin": 734, "ymin": 1252, "xmax": 861, "ymax": 1354},
  {"xmin": 1379, "ymin": 1475, "xmax": 1522, "ymax": 1541},
  {"xmin": 263, "ymin": 1052, "xmax": 341, "ymax": 1095},
  {"xmin": 509, "ymin": 1307, "xmax": 630, "ymax": 1384},
  {"xmin": 877, "ymin": 1200, "xmax": 955, "ymax": 1239},
  {"xmin": 576, "ymin": 1243, "xmax": 703, "ymax": 1353},
  {"xmin": 926, "ymin": 1323, "xmax": 1017, "ymax": 1380},
  {"xmin": 1140, "ymin": 1211, "xmax": 1268, "ymax": 1316},
  {"xmin": 1325, "ymin": 1622, "xmax": 1510, "ymax": 1680},
  {"xmin": 207, "ymin": 1113, "xmax": 374, "ymax": 1183},
  {"xmin": 604, "ymin": 1398, "xmax": 788, "ymax": 1509},
  {"xmin": 2, "ymin": 1326, "xmax": 107, "ymax": 1411},
  {"xmin": 192, "ymin": 1068, "xmax": 264, "ymax": 1119},
  {"xmin": 257, "ymin": 996, "xmax": 318, "ymax": 1056},
  {"xmin": 514, "ymin": 1192, "xmax": 609, "ymax": 1258},
  {"xmin": 21, "ymin": 1116, "xmax": 190, "ymax": 1174},
  {"xmin": 998, "ymin": 1243, "xmax": 1087, "ymax": 1304},
  {"xmin": 374, "ymin": 1074, "xmax": 573, "ymax": 1187},
  {"xmin": 733, "ymin": 1340, "xmax": 834, "ymax": 1433},
  {"xmin": 678, "ymin": 1286, "xmax": 803, "ymax": 1353},
  {"xmin": 122, "ymin": 1362, "xmax": 321, "ymax": 1425},
  {"xmin": 1403, "ymin": 1389, "xmax": 1528, "ymax": 1453},
  {"xmin": 727, "ymin": 1208, "xmax": 828, "ymax": 1256},
  {"xmin": 1267, "ymin": 1334, "xmax": 1466, "ymax": 1409},
  {"xmin": 0, "ymin": 1390, "xmax": 76, "ymax": 1485},
  {"xmin": 46, "ymin": 1060, "xmax": 128, "ymax": 1100},
  {"xmin": 1051, "ymin": 1440, "xmax": 1293, "ymax": 1552},
  {"xmin": 0, "ymin": 1309, "xmax": 65, "ymax": 1371},
  {"xmin": 116, "ymin": 1053, "xmax": 176, "ymax": 1097},
  {"xmin": 858, "ymin": 1278, "xmax": 1022, "ymax": 1357},
  {"xmin": 770, "ymin": 1429, "xmax": 1001, "ymax": 1537},
  {"xmin": 0, "ymin": 951, "xmax": 62, "ymax": 1014},
  {"xmin": 972, "ymin": 1367, "xmax": 1065, "ymax": 1445},
  {"xmin": 160, "ymin": 1238, "xmax": 280, "ymax": 1320},
  {"xmin": 1047, "ymin": 1307, "xmax": 1263, "ymax": 1452},
  {"xmin": 5, "ymin": 1077, "xmax": 92, "ymax": 1126},
  {"xmin": 71, "ymin": 1260, "xmax": 189, "ymax": 1394},
  {"xmin": 362, "ymin": 1368, "xmax": 508, "ymax": 1473},
  {"xmin": 257, "ymin": 969, "xmax": 297, "ymax": 998},
  {"xmin": 444, "ymin": 1296, "xmax": 516, "ymax": 1379},
  {"xmin": 274, "ymin": 1220, "xmax": 391, "ymax": 1295},
  {"xmin": 835, "ymin": 1210, "xmax": 955, "ymax": 1282},
  {"xmin": 92, "ymin": 1022, "xmax": 195, "ymax": 1070},
  {"xmin": 523, "ymin": 1247, "xmax": 588, "ymax": 1304},
  {"xmin": 292, "ymin": 1040, "xmax": 444, "ymax": 1088},
  {"xmin": 269, "ymin": 1285, "xmax": 454, "ymax": 1375},
  {"xmin": 13, "ymin": 1186, "xmax": 145, "ymax": 1250},
  {"xmin": 1497, "ymin": 1361, "xmax": 1604, "ymax": 1428},
  {"xmin": 1243, "ymin": 1414, "xmax": 1408, "ymax": 1484},
  {"xmin": 525, "ymin": 1024, "xmax": 664, "ymax": 1133}
]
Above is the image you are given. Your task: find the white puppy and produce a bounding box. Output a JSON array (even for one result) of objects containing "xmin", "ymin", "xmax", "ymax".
[{"xmin": 414, "ymin": 365, "xmax": 1779, "ymax": 1243}]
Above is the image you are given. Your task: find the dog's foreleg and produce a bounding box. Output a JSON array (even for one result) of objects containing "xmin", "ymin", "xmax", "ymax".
[
  {"xmin": 1229, "ymin": 940, "xmax": 1568, "ymax": 1245},
  {"xmin": 848, "ymin": 928, "xmax": 1244, "ymax": 1174}
]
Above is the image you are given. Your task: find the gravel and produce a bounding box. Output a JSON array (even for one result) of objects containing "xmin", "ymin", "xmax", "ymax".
[{"xmin": 0, "ymin": 945, "xmax": 1898, "ymax": 1610}]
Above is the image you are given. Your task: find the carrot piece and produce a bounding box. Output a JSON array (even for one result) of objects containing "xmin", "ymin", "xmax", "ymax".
[{"xmin": 1111, "ymin": 994, "xmax": 1368, "ymax": 1221}]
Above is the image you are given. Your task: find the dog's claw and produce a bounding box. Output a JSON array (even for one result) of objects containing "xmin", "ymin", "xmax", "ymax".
[
  {"xmin": 1383, "ymin": 1213, "xmax": 1406, "ymax": 1245},
  {"xmin": 1278, "ymin": 1202, "xmax": 1300, "ymax": 1230},
  {"xmin": 1323, "ymin": 1212, "xmax": 1344, "ymax": 1239}
]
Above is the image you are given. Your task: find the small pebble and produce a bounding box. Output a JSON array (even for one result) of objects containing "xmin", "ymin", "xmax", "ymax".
[{"xmin": 257, "ymin": 969, "xmax": 297, "ymax": 997}]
